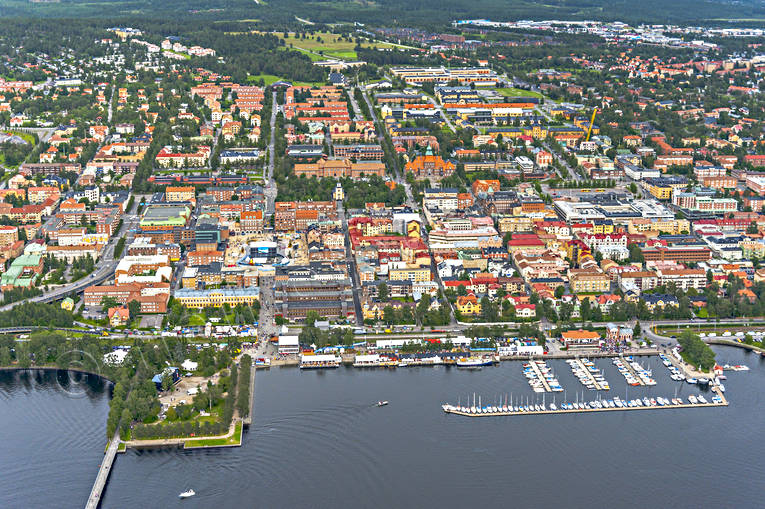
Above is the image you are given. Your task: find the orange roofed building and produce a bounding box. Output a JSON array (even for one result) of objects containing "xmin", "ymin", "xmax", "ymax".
[
  {"xmin": 405, "ymin": 148, "xmax": 456, "ymax": 182},
  {"xmin": 561, "ymin": 329, "xmax": 602, "ymax": 350},
  {"xmin": 293, "ymin": 158, "xmax": 385, "ymax": 179}
]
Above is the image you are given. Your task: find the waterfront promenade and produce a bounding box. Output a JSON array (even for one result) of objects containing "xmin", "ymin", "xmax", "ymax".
[
  {"xmin": 123, "ymin": 420, "xmax": 242, "ymax": 450},
  {"xmin": 243, "ymin": 358, "xmax": 256, "ymax": 427},
  {"xmin": 84, "ymin": 432, "xmax": 119, "ymax": 509}
]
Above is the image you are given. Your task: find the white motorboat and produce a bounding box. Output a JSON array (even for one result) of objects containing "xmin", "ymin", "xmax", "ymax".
[{"xmin": 179, "ymin": 489, "xmax": 196, "ymax": 499}]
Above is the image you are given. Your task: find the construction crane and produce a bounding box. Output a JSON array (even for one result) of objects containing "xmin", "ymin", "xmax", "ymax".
[{"xmin": 585, "ymin": 108, "xmax": 598, "ymax": 142}]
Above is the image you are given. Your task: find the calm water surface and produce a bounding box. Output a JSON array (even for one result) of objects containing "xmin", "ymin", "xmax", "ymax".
[
  {"xmin": 0, "ymin": 369, "xmax": 110, "ymax": 509},
  {"xmin": 2, "ymin": 348, "xmax": 763, "ymax": 508}
]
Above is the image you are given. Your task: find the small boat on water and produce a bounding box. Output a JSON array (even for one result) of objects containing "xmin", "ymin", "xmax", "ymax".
[
  {"xmin": 179, "ymin": 489, "xmax": 196, "ymax": 499},
  {"xmin": 377, "ymin": 401, "xmax": 389, "ymax": 407},
  {"xmin": 456, "ymin": 357, "xmax": 494, "ymax": 368}
]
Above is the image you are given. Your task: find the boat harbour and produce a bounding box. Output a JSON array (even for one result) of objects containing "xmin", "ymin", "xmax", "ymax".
[{"xmin": 442, "ymin": 386, "xmax": 728, "ymax": 418}]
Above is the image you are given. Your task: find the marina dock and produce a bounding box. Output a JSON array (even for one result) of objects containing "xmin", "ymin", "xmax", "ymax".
[
  {"xmin": 84, "ymin": 432, "xmax": 120, "ymax": 509},
  {"xmin": 569, "ymin": 358, "xmax": 605, "ymax": 390},
  {"xmin": 443, "ymin": 388, "xmax": 728, "ymax": 418},
  {"xmin": 525, "ymin": 360, "xmax": 551, "ymax": 392},
  {"xmin": 617, "ymin": 356, "xmax": 646, "ymax": 386}
]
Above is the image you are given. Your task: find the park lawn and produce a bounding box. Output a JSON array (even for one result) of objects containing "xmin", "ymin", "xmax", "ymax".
[
  {"xmin": 287, "ymin": 46, "xmax": 326, "ymax": 61},
  {"xmin": 8, "ymin": 130, "xmax": 36, "ymax": 144},
  {"xmin": 188, "ymin": 313, "xmax": 207, "ymax": 326},
  {"xmin": 247, "ymin": 74, "xmax": 324, "ymax": 87},
  {"xmin": 496, "ymin": 87, "xmax": 544, "ymax": 99},
  {"xmin": 185, "ymin": 421, "xmax": 242, "ymax": 448},
  {"xmin": 277, "ymin": 31, "xmax": 398, "ymax": 61},
  {"xmin": 324, "ymin": 49, "xmax": 358, "ymax": 60}
]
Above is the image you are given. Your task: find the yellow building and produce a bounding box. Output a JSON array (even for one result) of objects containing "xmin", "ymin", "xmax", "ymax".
[
  {"xmin": 388, "ymin": 263, "xmax": 431, "ymax": 283},
  {"xmin": 165, "ymin": 186, "xmax": 196, "ymax": 202},
  {"xmin": 363, "ymin": 302, "xmax": 384, "ymax": 321},
  {"xmin": 406, "ymin": 220, "xmax": 421, "ymax": 238},
  {"xmin": 644, "ymin": 179, "xmax": 686, "ymax": 201},
  {"xmin": 628, "ymin": 218, "xmax": 690, "ymax": 235},
  {"xmin": 591, "ymin": 222, "xmax": 615, "ymax": 234},
  {"xmin": 456, "ymin": 294, "xmax": 481, "ymax": 315},
  {"xmin": 568, "ymin": 269, "xmax": 611, "ymax": 293},
  {"xmin": 174, "ymin": 288, "xmax": 259, "ymax": 308},
  {"xmin": 497, "ymin": 216, "xmax": 534, "ymax": 234},
  {"xmin": 645, "ymin": 184, "xmax": 673, "ymax": 200}
]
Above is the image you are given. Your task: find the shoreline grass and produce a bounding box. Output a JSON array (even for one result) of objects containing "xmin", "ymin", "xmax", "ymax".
[{"xmin": 184, "ymin": 421, "xmax": 242, "ymax": 448}]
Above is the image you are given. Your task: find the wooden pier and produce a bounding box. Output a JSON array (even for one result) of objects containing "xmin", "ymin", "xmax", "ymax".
[
  {"xmin": 84, "ymin": 432, "xmax": 120, "ymax": 509},
  {"xmin": 571, "ymin": 358, "xmax": 605, "ymax": 390},
  {"xmin": 526, "ymin": 360, "xmax": 552, "ymax": 392},
  {"xmin": 619, "ymin": 355, "xmax": 646, "ymax": 386},
  {"xmin": 443, "ymin": 388, "xmax": 728, "ymax": 418}
]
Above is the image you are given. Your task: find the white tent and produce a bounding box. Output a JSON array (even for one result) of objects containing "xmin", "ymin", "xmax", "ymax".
[{"xmin": 181, "ymin": 359, "xmax": 198, "ymax": 371}]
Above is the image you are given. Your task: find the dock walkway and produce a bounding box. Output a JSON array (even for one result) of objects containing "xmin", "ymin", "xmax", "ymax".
[
  {"xmin": 527, "ymin": 359, "xmax": 552, "ymax": 392},
  {"xmin": 572, "ymin": 358, "xmax": 603, "ymax": 390},
  {"xmin": 84, "ymin": 432, "xmax": 119, "ymax": 509},
  {"xmin": 444, "ymin": 388, "xmax": 728, "ymax": 418},
  {"xmin": 619, "ymin": 355, "xmax": 646, "ymax": 386}
]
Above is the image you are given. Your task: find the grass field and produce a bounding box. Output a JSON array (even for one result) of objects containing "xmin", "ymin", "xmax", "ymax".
[
  {"xmin": 188, "ymin": 313, "xmax": 206, "ymax": 326},
  {"xmin": 497, "ymin": 87, "xmax": 544, "ymax": 99},
  {"xmin": 277, "ymin": 31, "xmax": 398, "ymax": 61},
  {"xmin": 184, "ymin": 421, "xmax": 242, "ymax": 448},
  {"xmin": 247, "ymin": 74, "xmax": 324, "ymax": 86}
]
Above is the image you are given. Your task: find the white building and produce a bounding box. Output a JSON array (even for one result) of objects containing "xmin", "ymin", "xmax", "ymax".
[{"xmin": 278, "ymin": 335, "xmax": 300, "ymax": 355}]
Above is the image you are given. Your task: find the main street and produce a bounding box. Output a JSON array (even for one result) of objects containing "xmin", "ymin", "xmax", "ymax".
[
  {"xmin": 264, "ymin": 90, "xmax": 279, "ymax": 216},
  {"xmin": 360, "ymin": 85, "xmax": 416, "ymax": 208},
  {"xmin": 425, "ymin": 94, "xmax": 456, "ymax": 133},
  {"xmin": 338, "ymin": 200, "xmax": 364, "ymax": 326}
]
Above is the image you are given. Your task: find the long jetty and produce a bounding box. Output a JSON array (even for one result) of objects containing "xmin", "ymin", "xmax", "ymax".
[
  {"xmin": 619, "ymin": 355, "xmax": 646, "ymax": 386},
  {"xmin": 84, "ymin": 432, "xmax": 120, "ymax": 509},
  {"xmin": 527, "ymin": 360, "xmax": 552, "ymax": 392},
  {"xmin": 572, "ymin": 358, "xmax": 604, "ymax": 390},
  {"xmin": 443, "ymin": 388, "xmax": 728, "ymax": 418}
]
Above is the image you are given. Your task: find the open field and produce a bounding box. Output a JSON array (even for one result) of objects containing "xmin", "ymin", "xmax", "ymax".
[
  {"xmin": 497, "ymin": 87, "xmax": 544, "ymax": 99},
  {"xmin": 274, "ymin": 31, "xmax": 399, "ymax": 61},
  {"xmin": 247, "ymin": 74, "xmax": 324, "ymax": 87}
]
